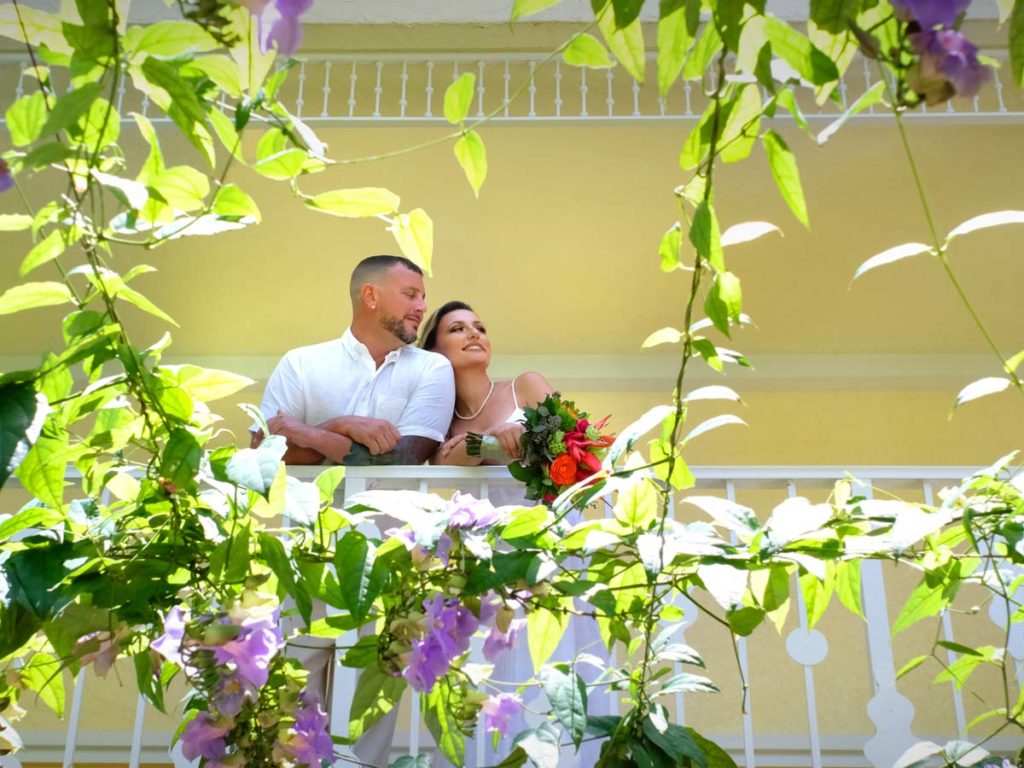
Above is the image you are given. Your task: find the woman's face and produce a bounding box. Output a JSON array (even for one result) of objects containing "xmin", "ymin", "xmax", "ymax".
[{"xmin": 433, "ymin": 309, "xmax": 491, "ymax": 368}]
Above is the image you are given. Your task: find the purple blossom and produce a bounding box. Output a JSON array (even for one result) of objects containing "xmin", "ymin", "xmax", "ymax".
[
  {"xmin": 481, "ymin": 694, "xmax": 522, "ymax": 738},
  {"xmin": 239, "ymin": 0, "xmax": 312, "ymax": 56},
  {"xmin": 483, "ymin": 618, "xmax": 525, "ymax": 663},
  {"xmin": 151, "ymin": 606, "xmax": 189, "ymax": 666},
  {"xmin": 911, "ymin": 29, "xmax": 991, "ymax": 101},
  {"xmin": 400, "ymin": 596, "xmax": 480, "ymax": 692},
  {"xmin": 180, "ymin": 711, "xmax": 230, "ymax": 763},
  {"xmin": 401, "ymin": 633, "xmax": 451, "ymax": 692},
  {"xmin": 211, "ymin": 614, "xmax": 283, "ymax": 689},
  {"xmin": 0, "ymin": 158, "xmax": 12, "ymax": 193},
  {"xmin": 891, "ymin": 0, "xmax": 971, "ymax": 29},
  {"xmin": 275, "ymin": 690, "xmax": 333, "ymax": 767},
  {"xmin": 448, "ymin": 492, "xmax": 502, "ymax": 530},
  {"xmin": 75, "ymin": 630, "xmax": 123, "ymax": 677},
  {"xmin": 213, "ymin": 672, "xmax": 259, "ymax": 718}
]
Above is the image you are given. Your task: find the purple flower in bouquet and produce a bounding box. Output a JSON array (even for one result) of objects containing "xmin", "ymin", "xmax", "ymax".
[
  {"xmin": 151, "ymin": 606, "xmax": 189, "ymax": 666},
  {"xmin": 891, "ymin": 0, "xmax": 971, "ymax": 28},
  {"xmin": 0, "ymin": 159, "xmax": 12, "ymax": 193},
  {"xmin": 275, "ymin": 691, "xmax": 333, "ymax": 766},
  {"xmin": 212, "ymin": 615, "xmax": 282, "ymax": 689},
  {"xmin": 239, "ymin": 0, "xmax": 313, "ymax": 56},
  {"xmin": 482, "ymin": 694, "xmax": 523, "ymax": 738},
  {"xmin": 181, "ymin": 711, "xmax": 230, "ymax": 763},
  {"xmin": 483, "ymin": 618, "xmax": 525, "ymax": 662},
  {"xmin": 448, "ymin": 492, "xmax": 503, "ymax": 530},
  {"xmin": 910, "ymin": 29, "xmax": 991, "ymax": 102}
]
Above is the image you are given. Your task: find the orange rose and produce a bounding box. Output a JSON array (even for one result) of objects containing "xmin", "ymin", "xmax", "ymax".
[{"xmin": 548, "ymin": 454, "xmax": 578, "ymax": 486}]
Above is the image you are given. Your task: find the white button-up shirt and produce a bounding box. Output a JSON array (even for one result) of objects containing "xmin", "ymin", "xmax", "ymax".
[{"xmin": 258, "ymin": 329, "xmax": 455, "ymax": 443}]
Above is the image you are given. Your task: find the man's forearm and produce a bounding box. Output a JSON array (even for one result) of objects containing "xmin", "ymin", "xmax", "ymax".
[
  {"xmin": 343, "ymin": 436, "xmax": 438, "ymax": 466},
  {"xmin": 281, "ymin": 424, "xmax": 352, "ymax": 464}
]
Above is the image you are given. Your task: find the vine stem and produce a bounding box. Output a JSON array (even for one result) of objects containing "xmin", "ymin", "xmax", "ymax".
[{"xmin": 890, "ymin": 102, "xmax": 1023, "ymax": 391}]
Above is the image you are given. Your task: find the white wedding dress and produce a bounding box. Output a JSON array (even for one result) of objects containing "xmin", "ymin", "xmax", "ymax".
[{"xmin": 460, "ymin": 382, "xmax": 613, "ymax": 767}]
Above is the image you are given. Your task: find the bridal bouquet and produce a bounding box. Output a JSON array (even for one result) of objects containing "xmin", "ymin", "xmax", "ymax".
[{"xmin": 468, "ymin": 392, "xmax": 613, "ymax": 502}]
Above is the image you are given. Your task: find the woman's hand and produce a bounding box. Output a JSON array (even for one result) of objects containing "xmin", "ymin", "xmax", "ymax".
[
  {"xmin": 439, "ymin": 433, "xmax": 468, "ymax": 458},
  {"xmin": 487, "ymin": 422, "xmax": 525, "ymax": 460}
]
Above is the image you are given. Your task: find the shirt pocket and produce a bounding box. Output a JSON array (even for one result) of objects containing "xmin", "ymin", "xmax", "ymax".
[{"xmin": 376, "ymin": 395, "xmax": 408, "ymax": 424}]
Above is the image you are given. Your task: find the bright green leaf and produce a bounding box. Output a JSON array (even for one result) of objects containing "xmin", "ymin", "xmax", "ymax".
[
  {"xmin": 0, "ymin": 281, "xmax": 74, "ymax": 315},
  {"xmin": 39, "ymin": 82, "xmax": 104, "ymax": 139},
  {"xmin": 251, "ymin": 148, "xmax": 307, "ymax": 180},
  {"xmin": 564, "ymin": 32, "xmax": 616, "ymax": 68},
  {"xmin": 127, "ymin": 20, "xmax": 217, "ymax": 59},
  {"xmin": 528, "ymin": 605, "xmax": 569, "ymax": 670},
  {"xmin": 307, "ymin": 187, "xmax": 401, "ymax": 218},
  {"xmin": 20, "ymin": 229, "xmax": 79, "ymax": 277},
  {"xmin": 453, "ymin": 130, "xmax": 488, "ymax": 197},
  {"xmin": 389, "ymin": 208, "xmax": 433, "ymax": 276},
  {"xmin": 5, "ymin": 92, "xmax": 48, "ymax": 147},
  {"xmin": 596, "ymin": 1, "xmax": 646, "ymax": 83},
  {"xmin": 817, "ymin": 81, "xmax": 886, "ymax": 145},
  {"xmin": 335, "ymin": 531, "xmax": 381, "ymax": 623},
  {"xmin": 763, "ymin": 16, "xmax": 839, "ymax": 85},
  {"xmin": 21, "ymin": 653, "xmax": 64, "ymax": 717},
  {"xmin": 511, "ymin": 0, "xmax": 564, "ymax": 21},
  {"xmin": 763, "ymin": 130, "xmax": 809, "ymax": 228},
  {"xmin": 443, "ymin": 72, "xmax": 476, "ymax": 124},
  {"xmin": 659, "ymin": 222, "xmax": 683, "ymax": 271},
  {"xmin": 657, "ymin": 0, "xmax": 692, "ymax": 96},
  {"xmin": 0, "ymin": 215, "xmax": 34, "ymax": 232},
  {"xmin": 689, "ymin": 200, "xmax": 724, "ymax": 271}
]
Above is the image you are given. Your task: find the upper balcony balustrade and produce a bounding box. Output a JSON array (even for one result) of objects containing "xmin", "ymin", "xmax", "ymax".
[{"xmin": 1, "ymin": 464, "xmax": 1020, "ymax": 768}]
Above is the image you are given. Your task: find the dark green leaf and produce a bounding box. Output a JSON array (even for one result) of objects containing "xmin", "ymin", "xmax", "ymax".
[
  {"xmin": 611, "ymin": 0, "xmax": 645, "ymax": 29},
  {"xmin": 1010, "ymin": 0, "xmax": 1024, "ymax": 87},
  {"xmin": 0, "ymin": 382, "xmax": 46, "ymax": 489},
  {"xmin": 39, "ymin": 82, "xmax": 103, "ymax": 139},
  {"xmin": 726, "ymin": 605, "xmax": 764, "ymax": 636},
  {"xmin": 642, "ymin": 719, "xmax": 707, "ymax": 768},
  {"xmin": 349, "ymin": 664, "xmax": 406, "ymax": 741},
  {"xmin": 260, "ymin": 533, "xmax": 311, "ymax": 625},
  {"xmin": 810, "ymin": 0, "xmax": 862, "ymax": 34},
  {"xmin": 540, "ymin": 664, "xmax": 588, "ymax": 747},
  {"xmin": 335, "ymin": 531, "xmax": 381, "ymax": 622}
]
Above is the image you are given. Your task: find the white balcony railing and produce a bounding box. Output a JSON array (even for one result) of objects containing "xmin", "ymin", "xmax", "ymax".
[
  {"xmin": 2, "ymin": 465, "xmax": 1022, "ymax": 768},
  {"xmin": 1, "ymin": 51, "xmax": 1022, "ymax": 127}
]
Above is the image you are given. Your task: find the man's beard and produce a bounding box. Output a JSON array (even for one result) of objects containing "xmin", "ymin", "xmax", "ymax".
[{"xmin": 380, "ymin": 313, "xmax": 417, "ymax": 344}]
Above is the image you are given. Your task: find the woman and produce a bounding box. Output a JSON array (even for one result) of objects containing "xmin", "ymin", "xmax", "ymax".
[
  {"xmin": 419, "ymin": 301, "xmax": 553, "ymax": 465},
  {"xmin": 420, "ymin": 301, "xmax": 610, "ymax": 766}
]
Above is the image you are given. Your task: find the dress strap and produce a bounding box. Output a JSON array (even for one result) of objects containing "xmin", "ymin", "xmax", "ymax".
[{"xmin": 510, "ymin": 374, "xmax": 521, "ymax": 411}]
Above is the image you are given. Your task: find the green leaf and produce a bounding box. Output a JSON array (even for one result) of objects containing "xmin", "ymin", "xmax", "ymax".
[
  {"xmin": 138, "ymin": 57, "xmax": 215, "ymax": 167},
  {"xmin": 658, "ymin": 223, "xmax": 683, "ymax": 271},
  {"xmin": 443, "ymin": 72, "xmax": 476, "ymax": 124},
  {"xmin": 0, "ymin": 382, "xmax": 46, "ymax": 490},
  {"xmin": 1011, "ymin": 0, "xmax": 1024, "ymax": 87},
  {"xmin": 540, "ymin": 665, "xmax": 588, "ymax": 747},
  {"xmin": 719, "ymin": 85, "xmax": 762, "ymax": 164},
  {"xmin": 0, "ymin": 281, "xmax": 74, "ymax": 315},
  {"xmin": 896, "ymin": 654, "xmax": 929, "ymax": 680},
  {"xmin": 20, "ymin": 229, "xmax": 79, "ymax": 277},
  {"xmin": 933, "ymin": 645, "xmax": 1000, "ymax": 688},
  {"xmin": 453, "ymin": 130, "xmax": 488, "ymax": 197},
  {"xmin": 92, "ymin": 170, "xmax": 149, "ymax": 210},
  {"xmin": 6, "ymin": 92, "xmax": 48, "ymax": 147},
  {"xmin": 15, "ymin": 435, "xmax": 68, "ymax": 509},
  {"xmin": 168, "ymin": 364, "xmax": 254, "ymax": 402},
  {"xmin": 657, "ymin": 0, "xmax": 692, "ymax": 95},
  {"xmin": 955, "ymin": 377, "xmax": 1011, "ymax": 407},
  {"xmin": 389, "ymin": 208, "xmax": 434, "ymax": 276},
  {"xmin": 159, "ymin": 428, "xmax": 202, "ymax": 488},
  {"xmin": 810, "ymin": 0, "xmax": 861, "ymax": 34},
  {"xmin": 349, "ymin": 664, "xmax": 406, "ymax": 741},
  {"xmin": 563, "ymin": 32, "xmax": 616, "ymax": 68},
  {"xmin": 704, "ymin": 271, "xmax": 742, "ymax": 336},
  {"xmin": 683, "ymin": 22, "xmax": 722, "ymax": 80},
  {"xmin": 39, "ymin": 82, "xmax": 104, "ymax": 139},
  {"xmin": 425, "ymin": 677, "xmax": 465, "ymax": 766},
  {"xmin": 226, "ymin": 434, "xmax": 287, "ymax": 495},
  {"xmin": 726, "ymin": 605, "xmax": 764, "ymax": 636},
  {"xmin": 596, "ymin": 1, "xmax": 646, "ymax": 83},
  {"xmin": 892, "ymin": 579, "xmax": 949, "ymax": 636},
  {"xmin": 529, "ymin": 605, "xmax": 569, "ymax": 670},
  {"xmin": 212, "ymin": 184, "xmax": 261, "ymax": 222},
  {"xmin": 817, "ymin": 81, "xmax": 886, "ymax": 145},
  {"xmin": 763, "ymin": 16, "xmax": 839, "ymax": 85},
  {"xmin": 657, "ymin": 671, "xmax": 720, "ymax": 695},
  {"xmin": 689, "ymin": 200, "xmax": 724, "ymax": 271},
  {"xmin": 335, "ymin": 531, "xmax": 382, "ymax": 623},
  {"xmin": 0, "ymin": 214, "xmax": 34, "ymax": 232},
  {"xmin": 852, "ymin": 242, "xmax": 934, "ymax": 282},
  {"xmin": 307, "ymin": 187, "xmax": 401, "ymax": 219},
  {"xmin": 22, "ymin": 652, "xmax": 65, "ymax": 717},
  {"xmin": 126, "ymin": 20, "xmax": 217, "ymax": 58},
  {"xmin": 502, "ymin": 506, "xmax": 550, "ymax": 541},
  {"xmin": 249, "ymin": 147, "xmax": 306, "ymax": 180},
  {"xmin": 611, "ymin": 0, "xmax": 645, "ymax": 28},
  {"xmin": 133, "ymin": 113, "xmax": 165, "ymax": 181},
  {"xmin": 0, "ymin": 6, "xmax": 69, "ymax": 53},
  {"xmin": 688, "ymin": 728, "xmax": 737, "ymax": 768},
  {"xmin": 149, "ymin": 165, "xmax": 209, "ymax": 211},
  {"xmin": 835, "ymin": 559, "xmax": 863, "ymax": 619},
  {"xmin": 512, "ymin": 0, "xmax": 564, "ymax": 20},
  {"xmin": 117, "ymin": 285, "xmax": 178, "ymax": 326},
  {"xmin": 185, "ymin": 55, "xmax": 244, "ymax": 99},
  {"xmin": 763, "ymin": 130, "xmax": 809, "ymax": 228},
  {"xmin": 641, "ymin": 720, "xmax": 708, "ymax": 767},
  {"xmin": 800, "ymin": 565, "xmax": 834, "ymax": 629}
]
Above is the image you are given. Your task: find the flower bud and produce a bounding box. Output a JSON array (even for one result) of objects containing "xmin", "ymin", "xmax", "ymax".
[{"xmin": 496, "ymin": 605, "xmax": 515, "ymax": 634}]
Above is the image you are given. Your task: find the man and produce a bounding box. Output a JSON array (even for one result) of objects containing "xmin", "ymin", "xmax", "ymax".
[{"xmin": 252, "ymin": 254, "xmax": 455, "ymax": 465}]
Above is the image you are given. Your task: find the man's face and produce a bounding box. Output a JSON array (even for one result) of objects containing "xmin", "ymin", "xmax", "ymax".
[{"xmin": 375, "ymin": 265, "xmax": 427, "ymax": 344}]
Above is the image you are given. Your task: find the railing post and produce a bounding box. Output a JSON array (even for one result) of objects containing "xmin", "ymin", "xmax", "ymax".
[{"xmin": 859, "ymin": 480, "xmax": 917, "ymax": 768}]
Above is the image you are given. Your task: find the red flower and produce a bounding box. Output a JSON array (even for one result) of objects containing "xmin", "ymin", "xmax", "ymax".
[{"xmin": 549, "ymin": 454, "xmax": 578, "ymax": 486}]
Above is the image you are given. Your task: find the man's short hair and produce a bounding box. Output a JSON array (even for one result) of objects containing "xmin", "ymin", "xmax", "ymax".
[{"xmin": 349, "ymin": 255, "xmax": 423, "ymax": 302}]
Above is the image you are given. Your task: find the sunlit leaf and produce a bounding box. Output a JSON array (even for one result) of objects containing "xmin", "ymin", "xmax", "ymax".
[
  {"xmin": 212, "ymin": 184, "xmax": 261, "ymax": 222},
  {"xmin": 529, "ymin": 606, "xmax": 568, "ymax": 670},
  {"xmin": 659, "ymin": 222, "xmax": 683, "ymax": 271},
  {"xmin": 443, "ymin": 72, "xmax": 476, "ymax": 124},
  {"xmin": 596, "ymin": 0, "xmax": 646, "ymax": 83},
  {"xmin": 126, "ymin": 20, "xmax": 217, "ymax": 59},
  {"xmin": 642, "ymin": 327, "xmax": 682, "ymax": 348},
  {"xmin": 763, "ymin": 16, "xmax": 839, "ymax": 85},
  {"xmin": 0, "ymin": 215, "xmax": 34, "ymax": 232},
  {"xmin": 852, "ymin": 242, "xmax": 934, "ymax": 282},
  {"xmin": 683, "ymin": 414, "xmax": 745, "ymax": 444},
  {"xmin": 564, "ymin": 32, "xmax": 615, "ymax": 68},
  {"xmin": 944, "ymin": 210, "xmax": 1024, "ymax": 245},
  {"xmin": 657, "ymin": 0, "xmax": 692, "ymax": 96},
  {"xmin": 954, "ymin": 377, "xmax": 1012, "ymax": 407},
  {"xmin": 721, "ymin": 221, "xmax": 781, "ymax": 247},
  {"xmin": 20, "ymin": 228, "xmax": 80, "ymax": 277},
  {"xmin": 511, "ymin": 0, "xmax": 564, "ymax": 21},
  {"xmin": 763, "ymin": 130, "xmax": 809, "ymax": 228},
  {"xmin": 5, "ymin": 92, "xmax": 47, "ymax": 147},
  {"xmin": 0, "ymin": 282, "xmax": 73, "ymax": 315},
  {"xmin": 453, "ymin": 130, "xmax": 488, "ymax": 197},
  {"xmin": 389, "ymin": 208, "xmax": 434, "ymax": 276},
  {"xmin": 682, "ymin": 385, "xmax": 741, "ymax": 403},
  {"xmin": 306, "ymin": 187, "xmax": 400, "ymax": 218},
  {"xmin": 817, "ymin": 81, "xmax": 886, "ymax": 145},
  {"xmin": 227, "ymin": 434, "xmax": 287, "ymax": 495}
]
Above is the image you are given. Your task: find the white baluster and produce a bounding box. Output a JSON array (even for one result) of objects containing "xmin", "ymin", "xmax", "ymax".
[
  {"xmin": 528, "ymin": 61, "xmax": 537, "ymax": 117},
  {"xmin": 425, "ymin": 61, "xmax": 435, "ymax": 117},
  {"xmin": 683, "ymin": 79, "xmax": 692, "ymax": 116},
  {"xmin": 631, "ymin": 77, "xmax": 641, "ymax": 117},
  {"xmin": 295, "ymin": 60, "xmax": 306, "ymax": 116},
  {"xmin": 14, "ymin": 66, "xmax": 25, "ymax": 100},
  {"xmin": 838, "ymin": 75, "xmax": 849, "ymax": 109},
  {"xmin": 321, "ymin": 60, "xmax": 332, "ymax": 117},
  {"xmin": 373, "ymin": 61, "xmax": 383, "ymax": 118},
  {"xmin": 63, "ymin": 670, "xmax": 87, "ymax": 768},
  {"xmin": 129, "ymin": 693, "xmax": 147, "ymax": 768},
  {"xmin": 726, "ymin": 481, "xmax": 756, "ymax": 767},
  {"xmin": 347, "ymin": 61, "xmax": 357, "ymax": 117},
  {"xmin": 503, "ymin": 61, "xmax": 511, "ymax": 117},
  {"xmin": 399, "ymin": 61, "xmax": 408, "ymax": 118},
  {"xmin": 477, "ymin": 60, "xmax": 486, "ymax": 117},
  {"xmin": 605, "ymin": 68, "xmax": 614, "ymax": 117},
  {"xmin": 922, "ymin": 482, "xmax": 967, "ymax": 736},
  {"xmin": 116, "ymin": 76, "xmax": 127, "ymax": 113},
  {"xmin": 993, "ymin": 66, "xmax": 1008, "ymax": 113},
  {"xmin": 580, "ymin": 67, "xmax": 589, "ymax": 117},
  {"xmin": 861, "ymin": 58, "xmax": 876, "ymax": 114},
  {"xmin": 858, "ymin": 479, "xmax": 918, "ymax": 768},
  {"xmin": 555, "ymin": 59, "xmax": 563, "ymax": 118},
  {"xmin": 784, "ymin": 481, "xmax": 825, "ymax": 768}
]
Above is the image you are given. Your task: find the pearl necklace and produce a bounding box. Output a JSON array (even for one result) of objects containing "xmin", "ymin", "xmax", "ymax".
[{"xmin": 454, "ymin": 380, "xmax": 495, "ymax": 420}]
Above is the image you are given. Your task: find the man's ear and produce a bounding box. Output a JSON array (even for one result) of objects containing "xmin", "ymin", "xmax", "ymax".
[{"xmin": 360, "ymin": 282, "xmax": 378, "ymax": 310}]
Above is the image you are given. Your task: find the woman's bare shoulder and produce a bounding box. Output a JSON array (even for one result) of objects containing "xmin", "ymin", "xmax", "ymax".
[{"xmin": 513, "ymin": 371, "xmax": 554, "ymax": 407}]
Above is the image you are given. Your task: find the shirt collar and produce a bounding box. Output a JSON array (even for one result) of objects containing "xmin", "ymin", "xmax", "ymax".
[{"xmin": 342, "ymin": 327, "xmax": 407, "ymax": 366}]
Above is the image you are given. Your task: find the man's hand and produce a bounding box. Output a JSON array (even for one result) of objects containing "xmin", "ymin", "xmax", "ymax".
[
  {"xmin": 322, "ymin": 416, "xmax": 401, "ymax": 456},
  {"xmin": 268, "ymin": 411, "xmax": 309, "ymax": 442}
]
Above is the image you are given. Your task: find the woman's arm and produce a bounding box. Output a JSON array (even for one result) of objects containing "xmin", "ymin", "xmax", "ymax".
[
  {"xmin": 431, "ymin": 433, "xmax": 483, "ymax": 466},
  {"xmin": 514, "ymin": 371, "xmax": 555, "ymax": 409}
]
